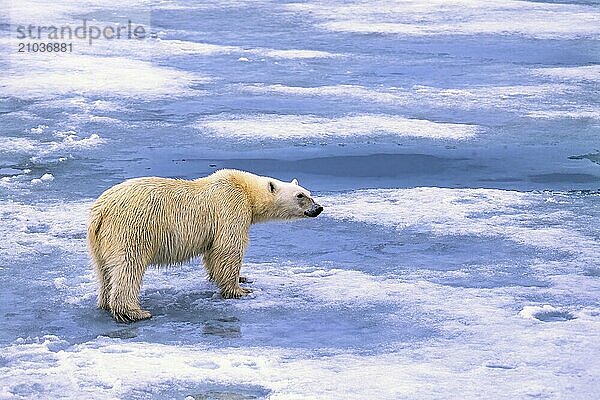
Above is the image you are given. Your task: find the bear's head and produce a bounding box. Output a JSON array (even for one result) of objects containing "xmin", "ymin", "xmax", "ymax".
[{"xmin": 255, "ymin": 177, "xmax": 323, "ymax": 223}]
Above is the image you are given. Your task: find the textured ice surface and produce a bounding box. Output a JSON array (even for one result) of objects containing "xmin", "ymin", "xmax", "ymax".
[
  {"xmin": 532, "ymin": 65, "xmax": 600, "ymax": 81},
  {"xmin": 321, "ymin": 188, "xmax": 600, "ymax": 259},
  {"xmin": 239, "ymin": 82, "xmax": 578, "ymax": 115},
  {"xmin": 1, "ymin": 0, "xmax": 599, "ymax": 398},
  {"xmin": 0, "ymin": 54, "xmax": 206, "ymax": 99},
  {"xmin": 198, "ymin": 114, "xmax": 478, "ymax": 140},
  {"xmin": 287, "ymin": 0, "xmax": 600, "ymax": 38}
]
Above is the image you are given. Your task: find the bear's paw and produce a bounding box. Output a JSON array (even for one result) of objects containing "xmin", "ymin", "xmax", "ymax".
[
  {"xmin": 221, "ymin": 286, "xmax": 252, "ymax": 299},
  {"xmin": 112, "ymin": 308, "xmax": 152, "ymax": 323}
]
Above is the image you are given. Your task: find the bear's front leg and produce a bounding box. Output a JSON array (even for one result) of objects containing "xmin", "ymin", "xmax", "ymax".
[{"xmin": 203, "ymin": 245, "xmax": 251, "ymax": 299}]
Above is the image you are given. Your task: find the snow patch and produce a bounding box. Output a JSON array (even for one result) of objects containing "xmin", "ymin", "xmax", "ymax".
[
  {"xmin": 533, "ymin": 65, "xmax": 600, "ymax": 81},
  {"xmin": 0, "ymin": 137, "xmax": 39, "ymax": 153},
  {"xmin": 198, "ymin": 114, "xmax": 478, "ymax": 140},
  {"xmin": 321, "ymin": 188, "xmax": 600, "ymax": 260},
  {"xmin": 239, "ymin": 83, "xmax": 571, "ymax": 113},
  {"xmin": 519, "ymin": 305, "xmax": 576, "ymax": 322},
  {"xmin": 30, "ymin": 125, "xmax": 48, "ymax": 134},
  {"xmin": 245, "ymin": 48, "xmax": 337, "ymax": 59},
  {"xmin": 240, "ymin": 83, "xmax": 407, "ymax": 104},
  {"xmin": 1, "ymin": 280, "xmax": 599, "ymax": 399},
  {"xmin": 287, "ymin": 0, "xmax": 600, "ymax": 39},
  {"xmin": 527, "ymin": 109, "xmax": 600, "ymax": 120},
  {"xmin": 30, "ymin": 173, "xmax": 54, "ymax": 184},
  {"xmin": 0, "ymin": 200, "xmax": 92, "ymax": 256},
  {"xmin": 57, "ymin": 35, "xmax": 340, "ymax": 61},
  {"xmin": 36, "ymin": 97, "xmax": 126, "ymax": 113},
  {"xmin": 0, "ymin": 132, "xmax": 104, "ymax": 162},
  {"xmin": 0, "ymin": 53, "xmax": 206, "ymax": 100}
]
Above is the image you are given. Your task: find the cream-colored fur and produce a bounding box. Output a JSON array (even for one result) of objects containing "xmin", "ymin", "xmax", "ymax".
[{"xmin": 87, "ymin": 169, "xmax": 321, "ymax": 322}]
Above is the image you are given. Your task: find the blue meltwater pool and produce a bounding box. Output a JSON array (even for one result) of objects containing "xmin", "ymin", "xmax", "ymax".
[{"xmin": 0, "ymin": 1, "xmax": 599, "ymax": 399}]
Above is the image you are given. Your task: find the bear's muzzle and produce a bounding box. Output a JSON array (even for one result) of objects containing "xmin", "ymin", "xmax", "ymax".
[{"xmin": 304, "ymin": 203, "xmax": 323, "ymax": 217}]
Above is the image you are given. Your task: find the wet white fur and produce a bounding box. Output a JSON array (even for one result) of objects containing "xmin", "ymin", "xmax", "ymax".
[{"xmin": 87, "ymin": 169, "xmax": 316, "ymax": 322}]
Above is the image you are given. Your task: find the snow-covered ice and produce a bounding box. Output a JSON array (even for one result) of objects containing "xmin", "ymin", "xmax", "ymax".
[{"xmin": 1, "ymin": 0, "xmax": 598, "ymax": 398}]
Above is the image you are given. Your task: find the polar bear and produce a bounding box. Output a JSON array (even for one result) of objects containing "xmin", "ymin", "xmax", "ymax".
[{"xmin": 87, "ymin": 169, "xmax": 323, "ymax": 322}]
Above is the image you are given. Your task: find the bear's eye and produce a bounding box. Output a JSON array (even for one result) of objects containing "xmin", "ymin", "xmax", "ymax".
[{"xmin": 296, "ymin": 193, "xmax": 304, "ymax": 199}]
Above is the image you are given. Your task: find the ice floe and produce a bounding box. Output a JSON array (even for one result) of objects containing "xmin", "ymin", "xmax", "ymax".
[
  {"xmin": 321, "ymin": 188, "xmax": 600, "ymax": 260},
  {"xmin": 1, "ymin": 265, "xmax": 598, "ymax": 399},
  {"xmin": 0, "ymin": 53, "xmax": 206, "ymax": 100},
  {"xmin": 287, "ymin": 0, "xmax": 600, "ymax": 39},
  {"xmin": 198, "ymin": 114, "xmax": 478, "ymax": 141},
  {"xmin": 238, "ymin": 83, "xmax": 573, "ymax": 114},
  {"xmin": 0, "ymin": 200, "xmax": 92, "ymax": 256},
  {"xmin": 533, "ymin": 65, "xmax": 600, "ymax": 81}
]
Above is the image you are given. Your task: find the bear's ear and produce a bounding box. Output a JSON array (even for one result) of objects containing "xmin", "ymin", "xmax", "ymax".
[
  {"xmin": 269, "ymin": 181, "xmax": 276, "ymax": 193},
  {"xmin": 291, "ymin": 178, "xmax": 299, "ymax": 185}
]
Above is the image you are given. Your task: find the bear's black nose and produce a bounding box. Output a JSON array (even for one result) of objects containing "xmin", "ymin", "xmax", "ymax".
[{"xmin": 304, "ymin": 204, "xmax": 323, "ymax": 217}]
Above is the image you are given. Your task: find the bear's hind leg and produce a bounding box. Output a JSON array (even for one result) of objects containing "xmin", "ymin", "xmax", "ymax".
[
  {"xmin": 95, "ymin": 262, "xmax": 112, "ymax": 310},
  {"xmin": 108, "ymin": 257, "xmax": 152, "ymax": 323},
  {"xmin": 91, "ymin": 252, "xmax": 111, "ymax": 310}
]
